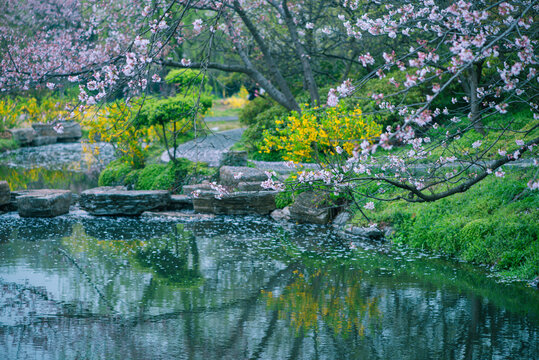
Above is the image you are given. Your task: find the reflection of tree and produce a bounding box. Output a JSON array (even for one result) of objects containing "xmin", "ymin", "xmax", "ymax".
[
  {"xmin": 263, "ymin": 268, "xmax": 380, "ymax": 338},
  {"xmin": 134, "ymin": 224, "xmax": 202, "ymax": 287}
]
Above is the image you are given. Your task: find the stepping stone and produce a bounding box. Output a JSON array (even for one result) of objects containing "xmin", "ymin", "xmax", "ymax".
[
  {"xmin": 17, "ymin": 189, "xmax": 72, "ymax": 217},
  {"xmin": 141, "ymin": 211, "xmax": 215, "ymax": 221},
  {"xmin": 9, "ymin": 128, "xmax": 36, "ymax": 146},
  {"xmin": 193, "ymin": 190, "xmax": 276, "ymax": 215},
  {"xmin": 219, "ymin": 166, "xmax": 267, "ymax": 187},
  {"xmin": 0, "ymin": 181, "xmax": 10, "ymax": 206},
  {"xmin": 80, "ymin": 187, "xmax": 171, "ymax": 216},
  {"xmin": 168, "ymin": 194, "xmax": 193, "ymax": 210}
]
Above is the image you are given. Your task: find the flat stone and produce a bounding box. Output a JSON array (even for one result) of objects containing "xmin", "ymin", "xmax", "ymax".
[
  {"xmin": 9, "ymin": 128, "xmax": 36, "ymax": 146},
  {"xmin": 167, "ymin": 194, "xmax": 193, "ymax": 210},
  {"xmin": 55, "ymin": 121, "xmax": 82, "ymax": 142},
  {"xmin": 270, "ymin": 206, "xmax": 291, "ymax": 221},
  {"xmin": 193, "ymin": 190, "xmax": 276, "ymax": 215},
  {"xmin": 141, "ymin": 211, "xmax": 215, "ymax": 221},
  {"xmin": 220, "ymin": 166, "xmax": 267, "ymax": 187},
  {"xmin": 31, "ymin": 135, "xmax": 57, "ymax": 146},
  {"xmin": 0, "ymin": 181, "xmax": 10, "ymax": 206},
  {"xmin": 182, "ymin": 183, "xmax": 213, "ymax": 195},
  {"xmin": 32, "ymin": 123, "xmax": 57, "ymax": 137},
  {"xmin": 80, "ymin": 187, "xmax": 171, "ymax": 216},
  {"xmin": 289, "ymin": 191, "xmax": 340, "ymax": 225},
  {"xmin": 237, "ymin": 181, "xmax": 263, "ymax": 191},
  {"xmin": 17, "ymin": 189, "xmax": 72, "ymax": 217}
]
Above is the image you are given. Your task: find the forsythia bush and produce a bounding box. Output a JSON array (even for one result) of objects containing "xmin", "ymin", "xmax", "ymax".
[
  {"xmin": 260, "ymin": 104, "xmax": 381, "ymax": 163},
  {"xmin": 82, "ymin": 101, "xmax": 156, "ymax": 168},
  {"xmin": 223, "ymin": 86, "xmax": 249, "ymax": 109}
]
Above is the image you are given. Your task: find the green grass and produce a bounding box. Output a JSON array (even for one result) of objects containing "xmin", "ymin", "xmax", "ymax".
[
  {"xmin": 207, "ymin": 103, "xmax": 241, "ymax": 118},
  {"xmin": 0, "ymin": 138, "xmax": 19, "ymax": 152},
  {"xmin": 98, "ymin": 157, "xmax": 216, "ymax": 193},
  {"xmin": 351, "ymin": 168, "xmax": 539, "ymax": 280}
]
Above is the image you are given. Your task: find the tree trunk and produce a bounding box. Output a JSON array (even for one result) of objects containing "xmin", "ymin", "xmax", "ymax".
[{"xmin": 468, "ymin": 62, "xmax": 485, "ymax": 135}]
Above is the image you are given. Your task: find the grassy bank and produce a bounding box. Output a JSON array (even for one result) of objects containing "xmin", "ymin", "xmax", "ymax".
[
  {"xmin": 0, "ymin": 138, "xmax": 18, "ymax": 152},
  {"xmin": 351, "ymin": 168, "xmax": 539, "ymax": 281},
  {"xmin": 98, "ymin": 157, "xmax": 216, "ymax": 193}
]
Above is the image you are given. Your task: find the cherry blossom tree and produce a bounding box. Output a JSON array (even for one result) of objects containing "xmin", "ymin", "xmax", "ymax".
[
  {"xmin": 2, "ymin": 0, "xmax": 537, "ymax": 203},
  {"xmin": 264, "ymin": 0, "xmax": 538, "ymax": 205}
]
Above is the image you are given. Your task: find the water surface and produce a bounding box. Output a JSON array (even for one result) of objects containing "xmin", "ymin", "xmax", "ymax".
[{"xmin": 0, "ymin": 214, "xmax": 537, "ymax": 359}]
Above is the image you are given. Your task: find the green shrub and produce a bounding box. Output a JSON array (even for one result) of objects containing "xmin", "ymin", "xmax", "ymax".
[
  {"xmin": 98, "ymin": 159, "xmax": 132, "ymax": 186},
  {"xmin": 275, "ymin": 191, "xmax": 294, "ymax": 209}
]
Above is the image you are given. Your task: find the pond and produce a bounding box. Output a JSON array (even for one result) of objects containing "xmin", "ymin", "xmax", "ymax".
[
  {"xmin": 0, "ymin": 142, "xmax": 115, "ymax": 192},
  {"xmin": 0, "ymin": 213, "xmax": 538, "ymax": 359}
]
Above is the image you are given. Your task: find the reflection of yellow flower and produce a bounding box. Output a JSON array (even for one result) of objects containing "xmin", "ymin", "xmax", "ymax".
[
  {"xmin": 263, "ymin": 269, "xmax": 380, "ymax": 337},
  {"xmin": 260, "ymin": 104, "xmax": 381, "ymax": 163}
]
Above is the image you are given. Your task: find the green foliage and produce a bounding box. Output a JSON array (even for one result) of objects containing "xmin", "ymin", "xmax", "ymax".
[
  {"xmin": 239, "ymin": 97, "xmax": 288, "ymax": 160},
  {"xmin": 0, "ymin": 138, "xmax": 18, "ymax": 152},
  {"xmin": 98, "ymin": 158, "xmax": 132, "ymax": 186},
  {"xmin": 275, "ymin": 191, "xmax": 294, "ymax": 209},
  {"xmin": 137, "ymin": 95, "xmax": 212, "ymax": 127},
  {"xmin": 352, "ymin": 169, "xmax": 539, "ymax": 280}
]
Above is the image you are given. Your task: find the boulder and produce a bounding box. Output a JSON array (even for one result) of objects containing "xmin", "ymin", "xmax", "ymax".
[
  {"xmin": 332, "ymin": 211, "xmax": 351, "ymax": 226},
  {"xmin": 31, "ymin": 136, "xmax": 57, "ymax": 146},
  {"xmin": 55, "ymin": 121, "xmax": 82, "ymax": 142},
  {"xmin": 1, "ymin": 190, "xmax": 30, "ymax": 212},
  {"xmin": 219, "ymin": 166, "xmax": 267, "ymax": 187},
  {"xmin": 220, "ymin": 151, "xmax": 248, "ymax": 167},
  {"xmin": 270, "ymin": 206, "xmax": 291, "ymax": 221},
  {"xmin": 237, "ymin": 181, "xmax": 264, "ymax": 191},
  {"xmin": 9, "ymin": 128, "xmax": 36, "ymax": 146},
  {"xmin": 182, "ymin": 183, "xmax": 213, "ymax": 195},
  {"xmin": 80, "ymin": 187, "xmax": 171, "ymax": 216},
  {"xmin": 17, "ymin": 189, "xmax": 72, "ymax": 217},
  {"xmin": 32, "ymin": 123, "xmax": 57, "ymax": 137},
  {"xmin": 289, "ymin": 191, "xmax": 340, "ymax": 225},
  {"xmin": 193, "ymin": 190, "xmax": 276, "ymax": 215},
  {"xmin": 0, "ymin": 181, "xmax": 10, "ymax": 206},
  {"xmin": 166, "ymin": 194, "xmax": 193, "ymax": 210},
  {"xmin": 344, "ymin": 225, "xmax": 384, "ymax": 240}
]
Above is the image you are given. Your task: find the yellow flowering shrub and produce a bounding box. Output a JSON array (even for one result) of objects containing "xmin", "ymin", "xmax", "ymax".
[
  {"xmin": 81, "ymin": 101, "xmax": 156, "ymax": 168},
  {"xmin": 260, "ymin": 104, "xmax": 381, "ymax": 163},
  {"xmin": 223, "ymin": 86, "xmax": 250, "ymax": 109}
]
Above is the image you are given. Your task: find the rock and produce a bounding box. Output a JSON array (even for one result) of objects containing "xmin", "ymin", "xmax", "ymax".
[
  {"xmin": 530, "ymin": 276, "xmax": 539, "ymax": 289},
  {"xmin": 32, "ymin": 123, "xmax": 57, "ymax": 137},
  {"xmin": 9, "ymin": 128, "xmax": 36, "ymax": 146},
  {"xmin": 344, "ymin": 225, "xmax": 384, "ymax": 239},
  {"xmin": 182, "ymin": 183, "xmax": 213, "ymax": 195},
  {"xmin": 166, "ymin": 194, "xmax": 193, "ymax": 210},
  {"xmin": 0, "ymin": 181, "xmax": 10, "ymax": 206},
  {"xmin": 17, "ymin": 189, "xmax": 72, "ymax": 217},
  {"xmin": 270, "ymin": 206, "xmax": 291, "ymax": 221},
  {"xmin": 220, "ymin": 151, "xmax": 248, "ymax": 167},
  {"xmin": 332, "ymin": 211, "xmax": 351, "ymax": 226},
  {"xmin": 289, "ymin": 191, "xmax": 340, "ymax": 225},
  {"xmin": 80, "ymin": 187, "xmax": 171, "ymax": 216},
  {"xmin": 31, "ymin": 135, "xmax": 57, "ymax": 146},
  {"xmin": 141, "ymin": 211, "xmax": 215, "ymax": 221},
  {"xmin": 219, "ymin": 166, "xmax": 267, "ymax": 187},
  {"xmin": 0, "ymin": 190, "xmax": 29, "ymax": 212},
  {"xmin": 237, "ymin": 181, "xmax": 264, "ymax": 191},
  {"xmin": 55, "ymin": 121, "xmax": 82, "ymax": 142},
  {"xmin": 193, "ymin": 190, "xmax": 276, "ymax": 215}
]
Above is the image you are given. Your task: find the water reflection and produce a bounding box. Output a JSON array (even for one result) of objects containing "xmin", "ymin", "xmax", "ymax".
[
  {"xmin": 0, "ymin": 142, "xmax": 115, "ymax": 192},
  {"xmin": 0, "ymin": 215, "xmax": 537, "ymax": 359}
]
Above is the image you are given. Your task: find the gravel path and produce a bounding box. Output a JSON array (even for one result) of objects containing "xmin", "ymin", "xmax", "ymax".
[{"xmin": 161, "ymin": 128, "xmax": 245, "ymax": 166}]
